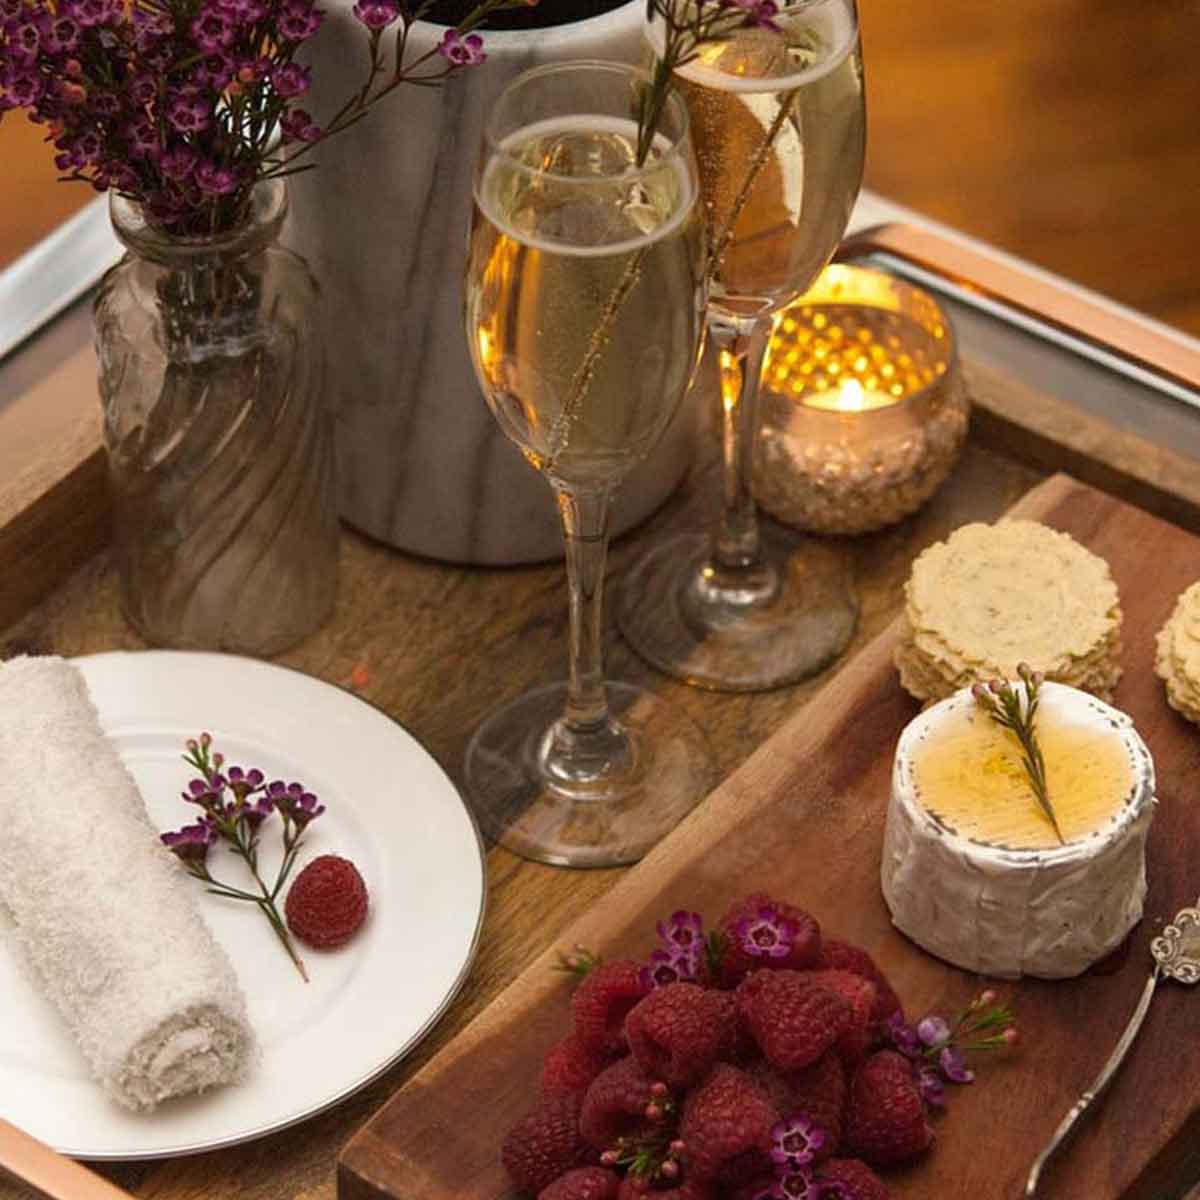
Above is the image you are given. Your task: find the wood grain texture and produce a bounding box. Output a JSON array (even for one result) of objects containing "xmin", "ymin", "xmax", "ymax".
[{"xmin": 338, "ymin": 474, "xmax": 1200, "ymax": 1200}]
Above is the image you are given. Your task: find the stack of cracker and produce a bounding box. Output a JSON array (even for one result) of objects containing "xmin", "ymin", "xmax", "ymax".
[
  {"xmin": 895, "ymin": 520, "xmax": 1123, "ymax": 703},
  {"xmin": 1154, "ymin": 581, "xmax": 1200, "ymax": 724}
]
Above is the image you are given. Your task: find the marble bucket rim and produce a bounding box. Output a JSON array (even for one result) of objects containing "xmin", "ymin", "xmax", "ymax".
[{"xmin": 326, "ymin": 0, "xmax": 644, "ymax": 48}]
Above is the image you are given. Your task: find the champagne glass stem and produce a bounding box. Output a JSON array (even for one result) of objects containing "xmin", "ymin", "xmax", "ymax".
[
  {"xmin": 554, "ymin": 482, "xmax": 616, "ymax": 736},
  {"xmin": 709, "ymin": 314, "xmax": 771, "ymax": 577}
]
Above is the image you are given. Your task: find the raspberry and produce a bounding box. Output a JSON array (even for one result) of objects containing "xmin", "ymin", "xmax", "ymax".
[
  {"xmin": 542, "ymin": 1035, "xmax": 616, "ymax": 1098},
  {"xmin": 737, "ymin": 970, "xmax": 851, "ymax": 1071},
  {"xmin": 539, "ymin": 1166, "xmax": 622, "ymax": 1200},
  {"xmin": 502, "ymin": 1093, "xmax": 597, "ymax": 1195},
  {"xmin": 711, "ymin": 989, "xmax": 757, "ymax": 1065},
  {"xmin": 283, "ymin": 854, "xmax": 368, "ymax": 948},
  {"xmin": 843, "ymin": 1051, "xmax": 933, "ymax": 1167},
  {"xmin": 616, "ymin": 1179, "xmax": 714, "ymax": 1200},
  {"xmin": 747, "ymin": 1051, "xmax": 845, "ymax": 1153},
  {"xmin": 579, "ymin": 1057, "xmax": 659, "ymax": 1150},
  {"xmin": 678, "ymin": 1064, "xmax": 779, "ymax": 1184},
  {"xmin": 716, "ymin": 894, "xmax": 821, "ymax": 986},
  {"xmin": 804, "ymin": 970, "xmax": 876, "ymax": 1068},
  {"xmin": 573, "ymin": 960, "xmax": 651, "ymax": 1056},
  {"xmin": 816, "ymin": 940, "xmax": 904, "ymax": 1032},
  {"xmin": 625, "ymin": 983, "xmax": 724, "ymax": 1089},
  {"xmin": 817, "ymin": 1157, "xmax": 891, "ymax": 1199}
]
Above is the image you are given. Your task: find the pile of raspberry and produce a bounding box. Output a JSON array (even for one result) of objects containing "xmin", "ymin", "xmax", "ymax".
[{"xmin": 502, "ymin": 893, "xmax": 985, "ymax": 1200}]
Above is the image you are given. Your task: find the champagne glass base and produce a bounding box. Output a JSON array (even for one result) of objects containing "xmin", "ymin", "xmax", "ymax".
[
  {"xmin": 463, "ymin": 682, "xmax": 715, "ymax": 867},
  {"xmin": 618, "ymin": 526, "xmax": 858, "ymax": 692}
]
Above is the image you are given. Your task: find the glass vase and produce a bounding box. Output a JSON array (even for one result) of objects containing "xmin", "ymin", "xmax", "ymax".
[{"xmin": 94, "ymin": 181, "xmax": 338, "ymax": 656}]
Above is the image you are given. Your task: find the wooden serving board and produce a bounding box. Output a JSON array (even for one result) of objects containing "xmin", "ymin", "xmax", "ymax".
[{"xmin": 339, "ymin": 474, "xmax": 1200, "ymax": 1200}]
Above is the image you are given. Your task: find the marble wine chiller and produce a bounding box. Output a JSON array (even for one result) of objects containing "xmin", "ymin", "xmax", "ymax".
[{"xmin": 287, "ymin": 1, "xmax": 699, "ymax": 564}]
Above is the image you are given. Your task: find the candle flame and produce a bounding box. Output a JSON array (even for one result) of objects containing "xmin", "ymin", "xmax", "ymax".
[{"xmin": 835, "ymin": 378, "xmax": 868, "ymax": 412}]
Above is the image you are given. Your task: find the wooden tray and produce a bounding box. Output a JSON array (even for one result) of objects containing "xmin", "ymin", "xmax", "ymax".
[{"xmin": 338, "ymin": 474, "xmax": 1200, "ymax": 1200}]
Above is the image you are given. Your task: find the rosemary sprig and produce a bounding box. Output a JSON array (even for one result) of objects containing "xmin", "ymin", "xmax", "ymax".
[{"xmin": 972, "ymin": 664, "xmax": 1065, "ymax": 845}]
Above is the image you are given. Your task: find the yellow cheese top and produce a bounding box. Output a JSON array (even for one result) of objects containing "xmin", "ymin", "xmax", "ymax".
[{"xmin": 910, "ymin": 702, "xmax": 1133, "ymax": 850}]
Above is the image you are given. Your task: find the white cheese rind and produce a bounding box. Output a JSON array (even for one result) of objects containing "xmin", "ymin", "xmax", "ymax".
[{"xmin": 880, "ymin": 682, "xmax": 1155, "ymax": 980}]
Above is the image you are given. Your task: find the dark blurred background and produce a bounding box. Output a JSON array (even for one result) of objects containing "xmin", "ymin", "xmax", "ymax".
[{"xmin": 3, "ymin": 0, "xmax": 1198, "ymax": 333}]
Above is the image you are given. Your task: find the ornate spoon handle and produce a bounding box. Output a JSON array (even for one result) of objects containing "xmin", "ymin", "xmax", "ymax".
[{"xmin": 1025, "ymin": 968, "xmax": 1160, "ymax": 1198}]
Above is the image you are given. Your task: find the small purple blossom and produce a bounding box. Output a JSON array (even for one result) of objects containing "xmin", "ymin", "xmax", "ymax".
[
  {"xmin": 776, "ymin": 1170, "xmax": 820, "ymax": 1200},
  {"xmin": 191, "ymin": 8, "xmax": 235, "ymax": 52},
  {"xmin": 886, "ymin": 1012, "xmax": 920, "ymax": 1057},
  {"xmin": 165, "ymin": 90, "xmax": 211, "ymax": 133},
  {"xmin": 918, "ymin": 1066, "xmax": 946, "ymax": 1108},
  {"xmin": 157, "ymin": 143, "xmax": 196, "ymax": 180},
  {"xmin": 657, "ymin": 910, "xmax": 704, "ymax": 953},
  {"xmin": 4, "ymin": 70, "xmax": 44, "ymax": 106},
  {"xmin": 938, "ymin": 1045, "xmax": 976, "ymax": 1084},
  {"xmin": 638, "ymin": 946, "xmax": 699, "ymax": 991},
  {"xmin": 277, "ymin": 1, "xmax": 324, "ymax": 41},
  {"xmin": 770, "ymin": 1116, "xmax": 826, "ymax": 1170},
  {"xmin": 194, "ymin": 160, "xmax": 239, "ymax": 194},
  {"xmin": 437, "ymin": 28, "xmax": 485, "ymax": 66},
  {"xmin": 162, "ymin": 819, "xmax": 218, "ymax": 865},
  {"xmin": 351, "ymin": 0, "xmax": 399, "ymax": 31},
  {"xmin": 271, "ymin": 62, "xmax": 309, "ymax": 99},
  {"xmin": 916, "ymin": 1014, "xmax": 950, "ymax": 1047},
  {"xmin": 279, "ymin": 107, "xmax": 322, "ymax": 143},
  {"xmin": 124, "ymin": 113, "xmax": 161, "ymax": 158},
  {"xmin": 724, "ymin": 0, "xmax": 781, "ymax": 31},
  {"xmin": 734, "ymin": 902, "xmax": 800, "ymax": 960}
]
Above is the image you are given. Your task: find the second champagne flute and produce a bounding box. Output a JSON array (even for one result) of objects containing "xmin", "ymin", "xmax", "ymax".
[
  {"xmin": 462, "ymin": 61, "xmax": 714, "ymax": 867},
  {"xmin": 620, "ymin": 0, "xmax": 867, "ymax": 691}
]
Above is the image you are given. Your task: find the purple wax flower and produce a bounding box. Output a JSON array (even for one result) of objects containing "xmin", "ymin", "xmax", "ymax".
[
  {"xmin": 437, "ymin": 28, "xmax": 485, "ymax": 66},
  {"xmin": 194, "ymin": 160, "xmax": 239, "ymax": 194},
  {"xmin": 226, "ymin": 764, "xmax": 265, "ymax": 797},
  {"xmin": 52, "ymin": 15, "xmax": 81, "ymax": 50},
  {"xmin": 127, "ymin": 73, "xmax": 158, "ymax": 107},
  {"xmin": 734, "ymin": 902, "xmax": 799, "ymax": 959},
  {"xmin": 124, "ymin": 113, "xmax": 161, "ymax": 158},
  {"xmin": 271, "ymin": 62, "xmax": 309, "ymax": 99},
  {"xmin": 191, "ymin": 8, "xmax": 235, "ymax": 52},
  {"xmin": 776, "ymin": 1170, "xmax": 820, "ymax": 1200},
  {"xmin": 916, "ymin": 1014, "xmax": 951, "ymax": 1047},
  {"xmin": 162, "ymin": 819, "xmax": 217, "ymax": 865},
  {"xmin": 656, "ymin": 909, "xmax": 704, "ymax": 953},
  {"xmin": 938, "ymin": 1045, "xmax": 976, "ymax": 1084},
  {"xmin": 638, "ymin": 946, "xmax": 700, "ymax": 991},
  {"xmin": 159, "ymin": 143, "xmax": 198, "ymax": 181},
  {"xmin": 291, "ymin": 788, "xmax": 325, "ymax": 830},
  {"xmin": 90, "ymin": 90, "xmax": 122, "ymax": 117},
  {"xmin": 4, "ymin": 70, "xmax": 44, "ymax": 106},
  {"xmin": 279, "ymin": 107, "xmax": 322, "ymax": 142},
  {"xmin": 73, "ymin": 0, "xmax": 114, "ymax": 28},
  {"xmin": 918, "ymin": 1066, "xmax": 946, "ymax": 1108},
  {"xmin": 885, "ymin": 1012, "xmax": 920, "ymax": 1056},
  {"xmin": 12, "ymin": 21, "xmax": 40, "ymax": 59},
  {"xmin": 277, "ymin": 2, "xmax": 324, "ymax": 41},
  {"xmin": 769, "ymin": 1116, "xmax": 826, "ymax": 1170},
  {"xmin": 238, "ymin": 794, "xmax": 275, "ymax": 833},
  {"xmin": 0, "ymin": 0, "xmax": 24, "ymax": 19},
  {"xmin": 352, "ymin": 0, "xmax": 400, "ymax": 30},
  {"xmin": 166, "ymin": 90, "xmax": 211, "ymax": 133}
]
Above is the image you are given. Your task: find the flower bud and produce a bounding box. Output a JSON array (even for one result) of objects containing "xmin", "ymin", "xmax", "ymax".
[{"xmin": 650, "ymin": 1081, "xmax": 668, "ymax": 1098}]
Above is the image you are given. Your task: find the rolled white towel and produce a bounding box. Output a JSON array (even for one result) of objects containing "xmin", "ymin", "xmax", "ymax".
[{"xmin": 0, "ymin": 656, "xmax": 254, "ymax": 1111}]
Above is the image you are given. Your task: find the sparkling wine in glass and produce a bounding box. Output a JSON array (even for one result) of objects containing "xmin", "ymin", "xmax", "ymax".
[
  {"xmin": 462, "ymin": 61, "xmax": 714, "ymax": 867},
  {"xmin": 620, "ymin": 0, "xmax": 867, "ymax": 691}
]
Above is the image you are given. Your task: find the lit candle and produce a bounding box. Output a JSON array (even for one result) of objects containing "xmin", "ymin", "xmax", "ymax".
[{"xmin": 753, "ymin": 265, "xmax": 969, "ymax": 535}]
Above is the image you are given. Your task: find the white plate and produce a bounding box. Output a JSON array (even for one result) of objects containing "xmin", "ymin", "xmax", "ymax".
[{"xmin": 0, "ymin": 651, "xmax": 486, "ymax": 1161}]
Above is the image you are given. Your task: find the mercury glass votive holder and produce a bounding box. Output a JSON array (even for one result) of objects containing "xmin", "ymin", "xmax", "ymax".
[{"xmin": 754, "ymin": 264, "xmax": 969, "ymax": 536}]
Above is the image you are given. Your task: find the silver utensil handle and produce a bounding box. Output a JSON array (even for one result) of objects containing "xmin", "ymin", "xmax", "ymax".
[{"xmin": 1025, "ymin": 969, "xmax": 1160, "ymax": 1197}]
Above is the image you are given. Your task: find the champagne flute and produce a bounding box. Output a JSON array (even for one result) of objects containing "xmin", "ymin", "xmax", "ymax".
[
  {"xmin": 619, "ymin": 0, "xmax": 867, "ymax": 691},
  {"xmin": 462, "ymin": 60, "xmax": 714, "ymax": 867}
]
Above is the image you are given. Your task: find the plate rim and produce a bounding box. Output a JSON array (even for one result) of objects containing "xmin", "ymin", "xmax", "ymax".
[{"xmin": 8, "ymin": 648, "xmax": 488, "ymax": 1162}]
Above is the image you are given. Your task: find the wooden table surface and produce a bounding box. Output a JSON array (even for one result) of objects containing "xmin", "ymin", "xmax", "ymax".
[
  {"xmin": 0, "ymin": 413, "xmax": 1046, "ymax": 1200},
  {"xmin": 3, "ymin": 0, "xmax": 1199, "ymax": 334}
]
